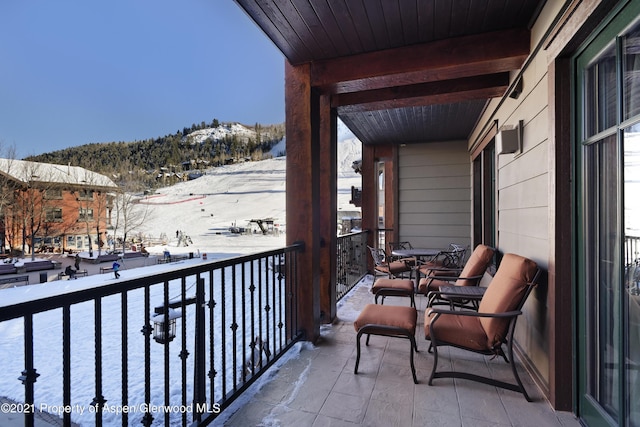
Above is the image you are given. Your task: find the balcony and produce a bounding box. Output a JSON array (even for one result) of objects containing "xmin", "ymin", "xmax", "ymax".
[
  {"xmin": 0, "ymin": 232, "xmax": 580, "ymax": 426},
  {"xmin": 217, "ymin": 280, "xmax": 581, "ymax": 427}
]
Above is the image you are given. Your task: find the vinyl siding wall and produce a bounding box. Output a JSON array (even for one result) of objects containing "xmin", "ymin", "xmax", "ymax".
[
  {"xmin": 465, "ymin": 1, "xmax": 570, "ymax": 386},
  {"xmin": 397, "ymin": 140, "xmax": 471, "ymax": 250}
]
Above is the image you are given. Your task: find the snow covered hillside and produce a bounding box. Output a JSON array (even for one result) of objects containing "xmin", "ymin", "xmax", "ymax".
[
  {"xmin": 182, "ymin": 123, "xmax": 260, "ymax": 145},
  {"xmin": 135, "ymin": 126, "xmax": 361, "ymax": 257}
]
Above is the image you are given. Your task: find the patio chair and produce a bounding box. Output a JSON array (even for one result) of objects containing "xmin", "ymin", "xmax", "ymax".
[
  {"xmin": 424, "ymin": 253, "xmax": 540, "ymax": 401},
  {"xmin": 388, "ymin": 241, "xmax": 416, "ymax": 266},
  {"xmin": 418, "ymin": 244, "xmax": 494, "ymax": 309},
  {"xmin": 367, "ymin": 245, "xmax": 412, "ymax": 279},
  {"xmin": 415, "ymin": 243, "xmax": 468, "ymax": 279}
]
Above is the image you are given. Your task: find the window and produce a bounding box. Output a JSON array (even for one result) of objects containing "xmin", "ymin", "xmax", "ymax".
[
  {"xmin": 44, "ymin": 189, "xmax": 62, "ymax": 199},
  {"xmin": 79, "ymin": 208, "xmax": 94, "ymax": 221},
  {"xmin": 45, "ymin": 208, "xmax": 63, "ymax": 222},
  {"xmin": 78, "ymin": 189, "xmax": 94, "ymax": 200},
  {"xmin": 472, "ymin": 143, "xmax": 495, "ymax": 249}
]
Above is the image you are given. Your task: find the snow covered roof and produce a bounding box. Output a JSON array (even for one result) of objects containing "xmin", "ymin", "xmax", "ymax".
[{"xmin": 0, "ymin": 158, "xmax": 118, "ymax": 190}]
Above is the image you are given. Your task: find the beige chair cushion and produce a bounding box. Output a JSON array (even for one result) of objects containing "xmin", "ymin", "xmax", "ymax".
[
  {"xmin": 372, "ymin": 278, "xmax": 414, "ymax": 293},
  {"xmin": 418, "ymin": 277, "xmax": 455, "ymax": 294},
  {"xmin": 454, "ymin": 244, "xmax": 495, "ymax": 286},
  {"xmin": 388, "ymin": 260, "xmax": 411, "ymax": 275},
  {"xmin": 417, "ymin": 244, "xmax": 494, "ymax": 293},
  {"xmin": 417, "ymin": 259, "xmax": 446, "ymax": 275},
  {"xmin": 424, "ymin": 310, "xmax": 487, "ymax": 351},
  {"xmin": 375, "ymin": 260, "xmax": 411, "ymax": 277},
  {"xmin": 478, "ymin": 253, "xmax": 538, "ymax": 347},
  {"xmin": 354, "ymin": 304, "xmax": 417, "ymax": 334}
]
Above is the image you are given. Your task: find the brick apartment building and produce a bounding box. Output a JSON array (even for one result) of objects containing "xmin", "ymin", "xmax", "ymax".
[{"xmin": 0, "ymin": 158, "xmax": 118, "ymax": 255}]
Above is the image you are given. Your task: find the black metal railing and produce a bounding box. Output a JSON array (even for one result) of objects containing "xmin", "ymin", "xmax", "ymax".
[
  {"xmin": 625, "ymin": 234, "xmax": 640, "ymax": 294},
  {"xmin": 336, "ymin": 231, "xmax": 368, "ymax": 301},
  {"xmin": 0, "ymin": 244, "xmax": 303, "ymax": 427},
  {"xmin": 625, "ymin": 234, "xmax": 640, "ymax": 267}
]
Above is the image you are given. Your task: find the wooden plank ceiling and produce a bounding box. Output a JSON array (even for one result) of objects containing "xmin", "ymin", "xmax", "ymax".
[{"xmin": 235, "ymin": 0, "xmax": 545, "ymax": 145}]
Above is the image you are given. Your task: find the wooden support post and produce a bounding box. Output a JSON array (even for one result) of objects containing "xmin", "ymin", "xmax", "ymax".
[
  {"xmin": 285, "ymin": 61, "xmax": 320, "ymax": 342},
  {"xmin": 319, "ymin": 95, "xmax": 337, "ymax": 323}
]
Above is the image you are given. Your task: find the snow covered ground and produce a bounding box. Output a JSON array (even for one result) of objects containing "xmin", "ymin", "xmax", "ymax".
[
  {"xmin": 135, "ymin": 127, "xmax": 362, "ymax": 259},
  {"xmin": 0, "ymin": 128, "xmax": 362, "ymax": 426}
]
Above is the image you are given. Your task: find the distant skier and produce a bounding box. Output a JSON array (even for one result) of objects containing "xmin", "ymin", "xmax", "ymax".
[{"xmin": 112, "ymin": 261, "xmax": 120, "ymax": 279}]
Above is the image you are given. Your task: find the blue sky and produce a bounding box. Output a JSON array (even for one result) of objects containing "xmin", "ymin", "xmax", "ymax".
[{"xmin": 0, "ymin": 1, "xmax": 285, "ymax": 159}]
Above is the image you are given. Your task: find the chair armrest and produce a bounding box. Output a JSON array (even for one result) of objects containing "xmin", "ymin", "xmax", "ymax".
[
  {"xmin": 424, "ymin": 275, "xmax": 458, "ymax": 283},
  {"xmin": 426, "ymin": 266, "xmax": 463, "ymax": 273},
  {"xmin": 424, "ymin": 273, "xmax": 483, "ymax": 282},
  {"xmin": 427, "ymin": 307, "xmax": 522, "ymax": 319}
]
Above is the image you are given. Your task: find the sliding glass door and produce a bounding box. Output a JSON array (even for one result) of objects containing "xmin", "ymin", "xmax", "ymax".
[{"xmin": 577, "ymin": 2, "xmax": 640, "ymax": 425}]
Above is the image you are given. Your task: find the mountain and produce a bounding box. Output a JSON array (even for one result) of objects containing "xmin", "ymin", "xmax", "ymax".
[
  {"xmin": 24, "ymin": 121, "xmax": 286, "ymax": 188},
  {"xmin": 125, "ymin": 122, "xmax": 361, "ymax": 254}
]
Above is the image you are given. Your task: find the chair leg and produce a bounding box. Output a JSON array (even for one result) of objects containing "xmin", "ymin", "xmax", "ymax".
[
  {"xmin": 507, "ymin": 340, "xmax": 531, "ymax": 402},
  {"xmin": 354, "ymin": 325, "xmax": 418, "ymax": 383},
  {"xmin": 354, "ymin": 330, "xmax": 363, "ymax": 375},
  {"xmin": 409, "ymin": 335, "xmax": 418, "ymax": 384},
  {"xmin": 428, "ymin": 340, "xmax": 438, "ymax": 385},
  {"xmin": 427, "ymin": 337, "xmax": 532, "ymax": 401},
  {"xmin": 374, "ymin": 290, "xmax": 414, "ymax": 307}
]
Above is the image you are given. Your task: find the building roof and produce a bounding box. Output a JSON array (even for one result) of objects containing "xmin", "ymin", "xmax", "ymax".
[{"xmin": 0, "ymin": 158, "xmax": 118, "ymax": 190}]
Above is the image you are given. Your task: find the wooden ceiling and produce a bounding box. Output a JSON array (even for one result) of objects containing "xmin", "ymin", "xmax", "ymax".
[{"xmin": 235, "ymin": 0, "xmax": 546, "ymax": 145}]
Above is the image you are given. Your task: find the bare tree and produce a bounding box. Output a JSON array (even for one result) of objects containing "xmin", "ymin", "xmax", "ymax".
[
  {"xmin": 0, "ymin": 145, "xmax": 18, "ymax": 254},
  {"xmin": 13, "ymin": 161, "xmax": 56, "ymax": 260},
  {"xmin": 73, "ymin": 169, "xmax": 112, "ymax": 257},
  {"xmin": 111, "ymin": 177, "xmax": 151, "ymax": 254}
]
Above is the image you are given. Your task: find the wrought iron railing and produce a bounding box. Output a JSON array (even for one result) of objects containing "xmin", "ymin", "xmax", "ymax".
[
  {"xmin": 625, "ymin": 234, "xmax": 640, "ymax": 267},
  {"xmin": 0, "ymin": 244, "xmax": 303, "ymax": 427},
  {"xmin": 625, "ymin": 234, "xmax": 640, "ymax": 294},
  {"xmin": 336, "ymin": 231, "xmax": 368, "ymax": 300}
]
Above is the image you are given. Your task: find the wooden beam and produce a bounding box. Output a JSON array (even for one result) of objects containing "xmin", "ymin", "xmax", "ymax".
[
  {"xmin": 334, "ymin": 73, "xmax": 510, "ymax": 113},
  {"xmin": 318, "ymin": 95, "xmax": 337, "ymax": 323},
  {"xmin": 285, "ymin": 61, "xmax": 320, "ymax": 342},
  {"xmin": 311, "ymin": 28, "xmax": 530, "ymax": 94}
]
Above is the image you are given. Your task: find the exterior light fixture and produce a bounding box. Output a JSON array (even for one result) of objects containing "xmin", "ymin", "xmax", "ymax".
[
  {"xmin": 509, "ymin": 75, "xmax": 523, "ymax": 99},
  {"xmin": 152, "ymin": 307, "xmax": 181, "ymax": 344},
  {"xmin": 148, "ymin": 280, "xmax": 200, "ymax": 345},
  {"xmin": 496, "ymin": 120, "xmax": 523, "ymax": 155}
]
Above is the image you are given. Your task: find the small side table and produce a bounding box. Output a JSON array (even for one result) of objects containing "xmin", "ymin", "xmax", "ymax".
[{"xmin": 433, "ymin": 285, "xmax": 486, "ymax": 309}]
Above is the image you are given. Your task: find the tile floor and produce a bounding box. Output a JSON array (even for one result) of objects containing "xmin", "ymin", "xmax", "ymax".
[{"xmin": 214, "ymin": 278, "xmax": 582, "ymax": 427}]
